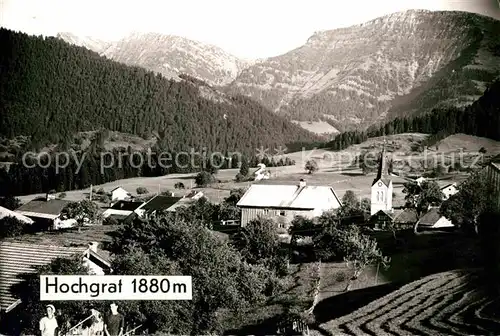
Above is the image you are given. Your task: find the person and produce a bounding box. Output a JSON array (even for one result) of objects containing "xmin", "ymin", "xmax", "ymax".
[
  {"xmin": 103, "ymin": 302, "xmax": 124, "ymax": 336},
  {"xmin": 39, "ymin": 304, "xmax": 58, "ymax": 336}
]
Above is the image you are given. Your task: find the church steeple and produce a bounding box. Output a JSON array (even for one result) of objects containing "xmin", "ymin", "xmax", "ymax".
[
  {"xmin": 370, "ymin": 138, "xmax": 393, "ymax": 216},
  {"xmin": 372, "ymin": 139, "xmax": 390, "ymax": 186}
]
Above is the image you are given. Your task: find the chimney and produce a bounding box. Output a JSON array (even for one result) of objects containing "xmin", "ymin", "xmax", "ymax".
[
  {"xmin": 88, "ymin": 242, "xmax": 99, "ymax": 253},
  {"xmin": 299, "ymin": 179, "xmax": 306, "ymax": 187},
  {"xmin": 171, "ymin": 192, "xmax": 175, "ymax": 197}
]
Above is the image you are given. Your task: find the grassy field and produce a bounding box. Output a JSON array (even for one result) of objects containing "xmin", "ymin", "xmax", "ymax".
[{"xmin": 317, "ymin": 269, "xmax": 500, "ymax": 336}]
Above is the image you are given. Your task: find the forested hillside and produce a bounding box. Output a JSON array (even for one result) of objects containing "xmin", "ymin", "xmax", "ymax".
[
  {"xmin": 0, "ymin": 28, "xmax": 318, "ymax": 154},
  {"xmin": 325, "ymin": 79, "xmax": 500, "ymax": 150}
]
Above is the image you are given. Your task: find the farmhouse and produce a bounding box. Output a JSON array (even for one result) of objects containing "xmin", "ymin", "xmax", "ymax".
[
  {"xmin": 14, "ymin": 195, "xmax": 76, "ymax": 230},
  {"xmin": 0, "ymin": 225, "xmax": 115, "ymax": 313},
  {"xmin": 370, "ymin": 142, "xmax": 393, "ymax": 216},
  {"xmin": 110, "ymin": 187, "xmax": 131, "ymax": 203},
  {"xmin": 440, "ymin": 183, "xmax": 458, "ymax": 200},
  {"xmin": 236, "ymin": 179, "xmax": 342, "ymax": 227}
]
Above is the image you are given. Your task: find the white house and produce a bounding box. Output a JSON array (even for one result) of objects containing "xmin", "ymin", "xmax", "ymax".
[
  {"xmin": 371, "ymin": 143, "xmax": 393, "ymax": 216},
  {"xmin": 236, "ymin": 179, "xmax": 342, "ymax": 228},
  {"xmin": 253, "ymin": 163, "xmax": 271, "ymax": 181},
  {"xmin": 415, "ymin": 177, "xmax": 426, "ymax": 186},
  {"xmin": 440, "ymin": 183, "xmax": 458, "ymax": 200},
  {"xmin": 110, "ymin": 187, "xmax": 130, "ymax": 203}
]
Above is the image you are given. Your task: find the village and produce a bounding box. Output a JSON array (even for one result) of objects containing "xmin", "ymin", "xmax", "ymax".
[{"xmin": 1, "ymin": 134, "xmax": 500, "ymax": 335}]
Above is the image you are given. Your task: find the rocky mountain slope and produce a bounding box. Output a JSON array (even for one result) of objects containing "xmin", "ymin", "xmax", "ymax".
[
  {"xmin": 225, "ymin": 10, "xmax": 500, "ymax": 131},
  {"xmin": 56, "ymin": 32, "xmax": 111, "ymax": 54},
  {"xmin": 58, "ymin": 32, "xmax": 254, "ymax": 86}
]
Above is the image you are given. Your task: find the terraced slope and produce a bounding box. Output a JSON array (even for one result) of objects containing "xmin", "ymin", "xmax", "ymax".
[{"xmin": 320, "ymin": 270, "xmax": 500, "ymax": 335}]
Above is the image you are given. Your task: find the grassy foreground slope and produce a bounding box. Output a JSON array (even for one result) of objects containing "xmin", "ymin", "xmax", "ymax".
[{"xmin": 319, "ymin": 269, "xmax": 500, "ymax": 336}]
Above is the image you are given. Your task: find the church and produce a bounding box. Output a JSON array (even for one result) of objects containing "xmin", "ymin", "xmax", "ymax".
[{"xmin": 370, "ymin": 142, "xmax": 393, "ymax": 216}]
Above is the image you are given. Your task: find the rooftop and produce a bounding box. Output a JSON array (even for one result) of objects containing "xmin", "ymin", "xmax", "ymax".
[
  {"xmin": 417, "ymin": 208, "xmax": 442, "ymax": 226},
  {"xmin": 1, "ymin": 225, "xmax": 119, "ymax": 248},
  {"xmin": 0, "ymin": 206, "xmax": 34, "ymax": 224},
  {"xmin": 237, "ymin": 183, "xmax": 342, "ymax": 209},
  {"xmin": 140, "ymin": 195, "xmax": 183, "ymax": 212},
  {"xmin": 393, "ymin": 208, "xmax": 418, "ymax": 224},
  {"xmin": 0, "ymin": 242, "xmax": 87, "ymax": 311},
  {"xmin": 15, "ymin": 198, "xmax": 71, "ymax": 216},
  {"xmin": 109, "ymin": 200, "xmax": 144, "ymax": 211}
]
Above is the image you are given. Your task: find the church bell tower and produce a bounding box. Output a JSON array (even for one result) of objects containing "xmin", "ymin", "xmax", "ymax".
[{"xmin": 370, "ymin": 140, "xmax": 393, "ymax": 215}]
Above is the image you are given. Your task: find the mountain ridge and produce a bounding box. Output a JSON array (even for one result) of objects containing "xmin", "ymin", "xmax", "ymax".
[
  {"xmin": 225, "ymin": 9, "xmax": 500, "ymax": 130},
  {"xmin": 52, "ymin": 9, "xmax": 500, "ymax": 133},
  {"xmin": 0, "ymin": 28, "xmax": 320, "ymax": 153}
]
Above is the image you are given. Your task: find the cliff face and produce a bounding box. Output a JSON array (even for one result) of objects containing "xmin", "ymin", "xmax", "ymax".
[{"xmin": 225, "ymin": 10, "xmax": 500, "ymax": 130}]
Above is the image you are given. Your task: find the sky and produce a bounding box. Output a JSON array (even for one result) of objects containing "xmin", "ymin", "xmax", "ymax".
[{"xmin": 0, "ymin": 0, "xmax": 499, "ymax": 59}]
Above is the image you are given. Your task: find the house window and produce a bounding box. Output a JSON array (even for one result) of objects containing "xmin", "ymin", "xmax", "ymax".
[
  {"xmin": 264, "ymin": 209, "xmax": 270, "ymax": 215},
  {"xmin": 279, "ymin": 210, "xmax": 286, "ymax": 216}
]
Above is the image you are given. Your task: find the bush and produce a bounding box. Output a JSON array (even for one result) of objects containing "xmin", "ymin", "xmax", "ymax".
[
  {"xmin": 58, "ymin": 192, "xmax": 67, "ymax": 199},
  {"xmin": 136, "ymin": 187, "xmax": 149, "ymax": 194},
  {"xmin": 103, "ymin": 216, "xmax": 119, "ymax": 226},
  {"xmin": 0, "ymin": 217, "xmax": 28, "ymax": 238}
]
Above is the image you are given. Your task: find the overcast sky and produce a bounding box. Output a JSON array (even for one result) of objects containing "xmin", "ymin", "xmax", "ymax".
[{"xmin": 1, "ymin": 0, "xmax": 499, "ymax": 59}]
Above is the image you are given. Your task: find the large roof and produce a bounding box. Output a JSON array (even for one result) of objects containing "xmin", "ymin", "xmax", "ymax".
[
  {"xmin": 236, "ymin": 184, "xmax": 342, "ymax": 210},
  {"xmin": 393, "ymin": 208, "xmax": 418, "ymax": 224},
  {"xmin": 0, "ymin": 242, "xmax": 87, "ymax": 311},
  {"xmin": 15, "ymin": 199, "xmax": 71, "ymax": 218},
  {"xmin": 0, "ymin": 206, "xmax": 34, "ymax": 224},
  {"xmin": 417, "ymin": 208, "xmax": 443, "ymax": 226},
  {"xmin": 140, "ymin": 195, "xmax": 183, "ymax": 212},
  {"xmin": 0, "ymin": 225, "xmax": 117, "ymax": 311},
  {"xmin": 1, "ymin": 225, "xmax": 119, "ymax": 247}
]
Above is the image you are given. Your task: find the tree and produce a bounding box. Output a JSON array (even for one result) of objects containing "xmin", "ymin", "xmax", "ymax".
[
  {"xmin": 341, "ymin": 190, "xmax": 358, "ymax": 209},
  {"xmin": 478, "ymin": 211, "xmax": 500, "ymax": 295},
  {"xmin": 402, "ymin": 180, "xmax": 443, "ymax": 217},
  {"xmin": 305, "ymin": 160, "xmax": 318, "ymax": 174},
  {"xmin": 58, "ymin": 192, "xmax": 67, "ymax": 199},
  {"xmin": 224, "ymin": 188, "xmax": 246, "ymax": 206},
  {"xmin": 358, "ymin": 151, "xmax": 378, "ymax": 175},
  {"xmin": 109, "ymin": 214, "xmax": 282, "ymax": 334},
  {"xmin": 60, "ymin": 200, "xmax": 103, "ymax": 230},
  {"xmin": 0, "ymin": 216, "xmax": 29, "ymax": 238},
  {"xmin": 195, "ymin": 171, "xmax": 215, "ymax": 187},
  {"xmin": 174, "ymin": 182, "xmax": 185, "ymax": 189},
  {"xmin": 232, "ymin": 217, "xmax": 281, "ymax": 266},
  {"xmin": 0, "ymin": 196, "xmax": 21, "ymax": 210},
  {"xmin": 239, "ymin": 157, "xmax": 249, "ymax": 177},
  {"xmin": 337, "ymin": 226, "xmax": 390, "ymax": 291},
  {"xmin": 136, "ymin": 187, "xmax": 148, "ymax": 194},
  {"xmin": 440, "ymin": 171, "xmax": 497, "ymax": 234}
]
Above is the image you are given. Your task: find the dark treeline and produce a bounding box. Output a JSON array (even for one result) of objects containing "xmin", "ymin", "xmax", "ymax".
[
  {"xmin": 0, "ymin": 28, "xmax": 319, "ymax": 153},
  {"xmin": 0, "ymin": 148, "xmax": 296, "ymax": 196},
  {"xmin": 324, "ymin": 79, "xmax": 500, "ymax": 150}
]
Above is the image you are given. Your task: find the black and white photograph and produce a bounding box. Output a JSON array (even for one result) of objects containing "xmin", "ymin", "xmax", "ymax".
[{"xmin": 0, "ymin": 0, "xmax": 499, "ymax": 335}]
